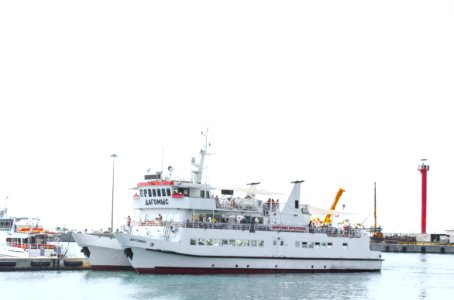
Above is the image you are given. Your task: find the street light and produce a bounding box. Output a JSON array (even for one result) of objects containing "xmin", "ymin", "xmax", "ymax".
[{"xmin": 110, "ymin": 154, "xmax": 118, "ymax": 233}]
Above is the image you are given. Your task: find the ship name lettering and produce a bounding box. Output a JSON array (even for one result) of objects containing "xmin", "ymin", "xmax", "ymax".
[
  {"xmin": 145, "ymin": 198, "xmax": 169, "ymax": 206},
  {"xmin": 130, "ymin": 238, "xmax": 146, "ymax": 244}
]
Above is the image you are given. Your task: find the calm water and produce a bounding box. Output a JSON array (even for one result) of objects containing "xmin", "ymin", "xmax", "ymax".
[{"xmin": 1, "ymin": 253, "xmax": 453, "ymax": 300}]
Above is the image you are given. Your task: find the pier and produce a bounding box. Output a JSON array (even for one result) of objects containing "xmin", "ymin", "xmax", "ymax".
[
  {"xmin": 371, "ymin": 242, "xmax": 454, "ymax": 254},
  {"xmin": 0, "ymin": 257, "xmax": 90, "ymax": 271}
]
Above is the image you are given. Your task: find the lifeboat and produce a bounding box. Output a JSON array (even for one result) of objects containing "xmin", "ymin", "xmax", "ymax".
[
  {"xmin": 151, "ymin": 180, "xmax": 174, "ymax": 186},
  {"xmin": 172, "ymin": 193, "xmax": 184, "ymax": 199},
  {"xmin": 137, "ymin": 180, "xmax": 174, "ymax": 187}
]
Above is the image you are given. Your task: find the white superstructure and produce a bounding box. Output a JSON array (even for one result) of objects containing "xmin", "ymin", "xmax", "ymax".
[{"xmin": 115, "ymin": 132, "xmax": 382, "ymax": 274}]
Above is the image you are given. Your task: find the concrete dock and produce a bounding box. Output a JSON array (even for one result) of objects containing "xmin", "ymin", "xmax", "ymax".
[
  {"xmin": 371, "ymin": 242, "xmax": 454, "ymax": 254},
  {"xmin": 0, "ymin": 257, "xmax": 90, "ymax": 271}
]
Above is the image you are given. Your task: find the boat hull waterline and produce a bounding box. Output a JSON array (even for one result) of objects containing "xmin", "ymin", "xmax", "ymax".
[
  {"xmin": 129, "ymin": 248, "xmax": 381, "ymax": 274},
  {"xmin": 115, "ymin": 226, "xmax": 382, "ymax": 274}
]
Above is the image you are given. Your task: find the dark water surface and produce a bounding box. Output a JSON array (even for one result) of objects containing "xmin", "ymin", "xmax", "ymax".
[{"xmin": 1, "ymin": 253, "xmax": 453, "ymax": 299}]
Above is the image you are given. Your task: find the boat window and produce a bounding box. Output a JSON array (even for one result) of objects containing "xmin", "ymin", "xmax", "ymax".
[
  {"xmin": 243, "ymin": 240, "xmax": 250, "ymax": 247},
  {"xmin": 166, "ymin": 188, "xmax": 171, "ymax": 196},
  {"xmin": 235, "ymin": 240, "xmax": 243, "ymax": 247},
  {"xmin": 273, "ymin": 241, "xmax": 277, "ymax": 246},
  {"xmin": 198, "ymin": 238, "xmax": 205, "ymax": 246},
  {"xmin": 213, "ymin": 239, "xmax": 220, "ymax": 246},
  {"xmin": 251, "ymin": 240, "xmax": 257, "ymax": 247},
  {"xmin": 327, "ymin": 242, "xmax": 333, "ymax": 249},
  {"xmin": 161, "ymin": 189, "xmax": 166, "ymax": 197},
  {"xmin": 200, "ymin": 190, "xmax": 205, "ymax": 198},
  {"xmin": 222, "ymin": 240, "xmax": 228, "ymax": 246},
  {"xmin": 258, "ymin": 240, "xmax": 264, "ymax": 247},
  {"xmin": 301, "ymin": 205, "xmax": 309, "ymax": 214},
  {"xmin": 153, "ymin": 189, "xmax": 157, "ymax": 197},
  {"xmin": 314, "ymin": 242, "xmax": 320, "ymax": 248},
  {"xmin": 140, "ymin": 189, "xmax": 144, "ymax": 197},
  {"xmin": 308, "ymin": 242, "xmax": 314, "ymax": 248},
  {"xmin": 190, "ymin": 239, "xmax": 196, "ymax": 245},
  {"xmin": 157, "ymin": 189, "xmax": 162, "ymax": 197},
  {"xmin": 148, "ymin": 189, "xmax": 152, "ymax": 197},
  {"xmin": 143, "ymin": 189, "xmax": 148, "ymax": 197},
  {"xmin": 302, "ymin": 242, "xmax": 308, "ymax": 248},
  {"xmin": 343, "ymin": 243, "xmax": 348, "ymax": 249},
  {"xmin": 206, "ymin": 191, "xmax": 210, "ymax": 198},
  {"xmin": 221, "ymin": 189, "xmax": 234, "ymax": 195},
  {"xmin": 280, "ymin": 241, "xmax": 284, "ymax": 246},
  {"xmin": 321, "ymin": 242, "xmax": 327, "ymax": 248},
  {"xmin": 295, "ymin": 241, "xmax": 300, "ymax": 247},
  {"xmin": 206, "ymin": 239, "xmax": 213, "ymax": 246},
  {"xmin": 295, "ymin": 200, "xmax": 299, "ymax": 209},
  {"xmin": 228, "ymin": 240, "xmax": 235, "ymax": 246}
]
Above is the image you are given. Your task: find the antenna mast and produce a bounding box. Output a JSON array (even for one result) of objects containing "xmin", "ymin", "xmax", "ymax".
[
  {"xmin": 374, "ymin": 182, "xmax": 377, "ymax": 232},
  {"xmin": 192, "ymin": 128, "xmax": 209, "ymax": 184}
]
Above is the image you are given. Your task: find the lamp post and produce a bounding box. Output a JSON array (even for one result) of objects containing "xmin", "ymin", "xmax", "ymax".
[{"xmin": 110, "ymin": 154, "xmax": 118, "ymax": 233}]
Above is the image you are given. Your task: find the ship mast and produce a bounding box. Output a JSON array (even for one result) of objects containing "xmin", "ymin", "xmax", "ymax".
[
  {"xmin": 192, "ymin": 128, "xmax": 209, "ymax": 184},
  {"xmin": 374, "ymin": 182, "xmax": 377, "ymax": 233}
]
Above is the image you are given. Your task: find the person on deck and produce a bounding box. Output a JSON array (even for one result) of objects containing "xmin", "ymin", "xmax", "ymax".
[{"xmin": 266, "ymin": 198, "xmax": 272, "ymax": 208}]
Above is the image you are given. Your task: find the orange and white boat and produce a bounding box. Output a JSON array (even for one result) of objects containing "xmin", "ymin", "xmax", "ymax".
[{"xmin": 0, "ymin": 209, "xmax": 64, "ymax": 258}]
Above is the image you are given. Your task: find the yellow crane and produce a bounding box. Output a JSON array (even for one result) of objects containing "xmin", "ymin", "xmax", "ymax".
[
  {"xmin": 373, "ymin": 182, "xmax": 384, "ymax": 240},
  {"xmin": 323, "ymin": 188, "xmax": 345, "ymax": 225}
]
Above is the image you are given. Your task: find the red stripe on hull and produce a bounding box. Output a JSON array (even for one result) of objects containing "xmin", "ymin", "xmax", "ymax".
[
  {"xmin": 91, "ymin": 265, "xmax": 133, "ymax": 271},
  {"xmin": 135, "ymin": 267, "xmax": 380, "ymax": 275}
]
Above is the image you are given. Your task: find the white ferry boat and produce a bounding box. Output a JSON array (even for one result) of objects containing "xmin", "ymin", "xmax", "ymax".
[
  {"xmin": 72, "ymin": 232, "xmax": 132, "ymax": 270},
  {"xmin": 115, "ymin": 134, "xmax": 383, "ymax": 274},
  {"xmin": 0, "ymin": 209, "xmax": 64, "ymax": 258}
]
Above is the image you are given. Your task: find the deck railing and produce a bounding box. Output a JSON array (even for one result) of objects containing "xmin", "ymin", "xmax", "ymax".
[
  {"xmin": 130, "ymin": 220, "xmax": 363, "ymax": 238},
  {"xmin": 7, "ymin": 243, "xmax": 55, "ymax": 250}
]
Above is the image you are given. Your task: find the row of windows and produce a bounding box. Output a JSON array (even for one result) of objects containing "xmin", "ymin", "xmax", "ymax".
[
  {"xmin": 190, "ymin": 238, "xmax": 265, "ymax": 247},
  {"xmin": 296, "ymin": 241, "xmax": 348, "ymax": 249},
  {"xmin": 139, "ymin": 188, "xmax": 210, "ymax": 198},
  {"xmin": 189, "ymin": 238, "xmax": 349, "ymax": 249},
  {"xmin": 140, "ymin": 188, "xmax": 172, "ymax": 198}
]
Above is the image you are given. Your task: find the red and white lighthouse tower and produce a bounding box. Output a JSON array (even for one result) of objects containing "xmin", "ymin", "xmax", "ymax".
[{"xmin": 418, "ymin": 159, "xmax": 430, "ymax": 234}]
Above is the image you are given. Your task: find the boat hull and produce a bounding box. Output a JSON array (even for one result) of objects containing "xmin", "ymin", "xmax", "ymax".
[
  {"xmin": 0, "ymin": 245, "xmax": 29, "ymax": 258},
  {"xmin": 72, "ymin": 232, "xmax": 132, "ymax": 271},
  {"xmin": 115, "ymin": 230, "xmax": 382, "ymax": 274},
  {"xmin": 130, "ymin": 247, "xmax": 382, "ymax": 274}
]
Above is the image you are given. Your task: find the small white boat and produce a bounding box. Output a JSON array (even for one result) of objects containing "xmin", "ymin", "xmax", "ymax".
[{"xmin": 0, "ymin": 209, "xmax": 64, "ymax": 258}]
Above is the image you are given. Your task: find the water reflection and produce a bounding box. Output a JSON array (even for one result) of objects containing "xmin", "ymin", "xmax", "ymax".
[
  {"xmin": 418, "ymin": 254, "xmax": 428, "ymax": 299},
  {"xmin": 419, "ymin": 254, "xmax": 427, "ymax": 263},
  {"xmin": 2, "ymin": 254, "xmax": 454, "ymax": 300}
]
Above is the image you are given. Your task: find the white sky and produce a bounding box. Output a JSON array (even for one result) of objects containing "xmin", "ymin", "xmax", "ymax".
[{"xmin": 1, "ymin": 1, "xmax": 453, "ymax": 234}]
